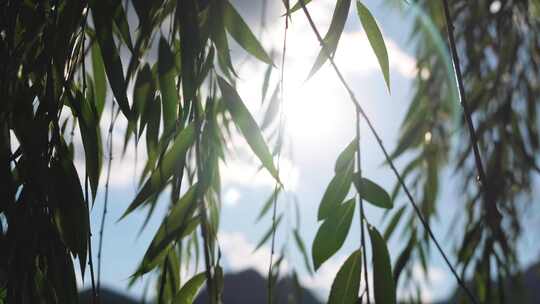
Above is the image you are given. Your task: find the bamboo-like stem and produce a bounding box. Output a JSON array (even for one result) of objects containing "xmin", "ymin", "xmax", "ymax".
[
  {"xmin": 267, "ymin": 11, "xmax": 289, "ymax": 304},
  {"xmin": 355, "ymin": 113, "xmax": 371, "ymax": 304},
  {"xmin": 97, "ymin": 102, "xmax": 117, "ymax": 295},
  {"xmin": 441, "ymin": 0, "xmax": 499, "ymax": 222},
  {"xmin": 81, "ymin": 10, "xmax": 98, "ymax": 304},
  {"xmin": 297, "ymin": 1, "xmax": 478, "ymax": 303}
]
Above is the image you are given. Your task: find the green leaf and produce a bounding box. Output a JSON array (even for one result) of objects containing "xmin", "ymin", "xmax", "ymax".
[
  {"xmin": 312, "ymin": 199, "xmax": 355, "ymax": 270},
  {"xmin": 261, "ymin": 85, "xmax": 280, "ymax": 129},
  {"xmin": 383, "ymin": 205, "xmax": 405, "ymax": 241},
  {"xmin": 217, "ymin": 77, "xmax": 279, "ymax": 181},
  {"xmin": 122, "ymin": 124, "xmax": 196, "ymax": 217},
  {"xmin": 318, "ymin": 163, "xmax": 353, "ymax": 220},
  {"xmin": 90, "ymin": 0, "xmax": 132, "ymax": 119},
  {"xmin": 293, "ymin": 229, "xmax": 313, "ymax": 275},
  {"xmin": 137, "ymin": 185, "xmax": 199, "ymax": 274},
  {"xmin": 51, "ymin": 157, "xmax": 89, "ymax": 262},
  {"xmin": 334, "ymin": 138, "xmax": 357, "ymax": 173},
  {"xmin": 173, "ymin": 273, "xmax": 206, "ymax": 304},
  {"xmin": 145, "ymin": 95, "xmax": 161, "ymax": 161},
  {"xmin": 328, "ymin": 249, "xmax": 361, "ymax": 304},
  {"xmin": 261, "ymin": 63, "xmax": 273, "ymax": 104},
  {"xmin": 113, "ymin": 2, "xmax": 134, "ymax": 52},
  {"xmin": 308, "ymin": 0, "xmax": 351, "ymax": 78},
  {"xmin": 353, "ymin": 174, "xmax": 392, "ymax": 209},
  {"xmin": 393, "ymin": 235, "xmax": 415, "ymax": 285},
  {"xmin": 91, "ymin": 42, "xmax": 106, "ymax": 119},
  {"xmin": 133, "ymin": 64, "xmax": 155, "ymax": 136},
  {"xmin": 223, "ymin": 0, "xmax": 273, "ymax": 65},
  {"xmin": 356, "ymin": 1, "xmax": 390, "ymax": 92},
  {"xmin": 158, "ymin": 37, "xmax": 178, "ymax": 133},
  {"xmin": 369, "ymin": 225, "xmax": 396, "ymax": 304},
  {"xmin": 256, "ymin": 187, "xmax": 281, "ymax": 222},
  {"xmin": 288, "ymin": 0, "xmax": 314, "ymax": 14},
  {"xmin": 254, "ymin": 214, "xmax": 283, "ymax": 252}
]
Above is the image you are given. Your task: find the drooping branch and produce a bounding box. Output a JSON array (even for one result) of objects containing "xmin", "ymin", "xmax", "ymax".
[{"xmin": 297, "ymin": 1, "xmax": 478, "ymax": 302}]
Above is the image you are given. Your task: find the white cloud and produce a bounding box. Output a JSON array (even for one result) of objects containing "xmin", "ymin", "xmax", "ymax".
[{"xmin": 219, "ymin": 231, "xmax": 289, "ymax": 276}]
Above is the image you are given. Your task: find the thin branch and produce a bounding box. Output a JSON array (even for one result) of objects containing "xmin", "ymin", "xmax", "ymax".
[
  {"xmin": 97, "ymin": 102, "xmax": 117, "ymax": 295},
  {"xmin": 355, "ymin": 113, "xmax": 371, "ymax": 304},
  {"xmin": 441, "ymin": 0, "xmax": 499, "ymax": 221},
  {"xmin": 267, "ymin": 11, "xmax": 289, "ymax": 304},
  {"xmin": 297, "ymin": 1, "xmax": 478, "ymax": 303},
  {"xmin": 81, "ymin": 9, "xmax": 98, "ymax": 304}
]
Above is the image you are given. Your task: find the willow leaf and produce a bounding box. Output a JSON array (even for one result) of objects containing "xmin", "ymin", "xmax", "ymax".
[
  {"xmin": 308, "ymin": 0, "xmax": 351, "ymax": 78},
  {"xmin": 312, "ymin": 199, "xmax": 355, "ymax": 270},
  {"xmin": 369, "ymin": 225, "xmax": 396, "ymax": 304},
  {"xmin": 217, "ymin": 77, "xmax": 279, "ymax": 181},
  {"xmin": 158, "ymin": 37, "xmax": 178, "ymax": 133},
  {"xmin": 353, "ymin": 174, "xmax": 392, "ymax": 209},
  {"xmin": 173, "ymin": 273, "xmax": 206, "ymax": 304},
  {"xmin": 328, "ymin": 249, "xmax": 361, "ymax": 304},
  {"xmin": 356, "ymin": 1, "xmax": 390, "ymax": 91},
  {"xmin": 223, "ymin": 0, "xmax": 273, "ymax": 65}
]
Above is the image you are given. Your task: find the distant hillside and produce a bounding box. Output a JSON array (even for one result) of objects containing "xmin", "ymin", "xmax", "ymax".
[
  {"xmin": 79, "ymin": 269, "xmax": 321, "ymax": 304},
  {"xmin": 194, "ymin": 269, "xmax": 321, "ymax": 304},
  {"xmin": 79, "ymin": 287, "xmax": 140, "ymax": 304}
]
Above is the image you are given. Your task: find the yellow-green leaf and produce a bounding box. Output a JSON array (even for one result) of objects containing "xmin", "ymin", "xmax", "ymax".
[
  {"xmin": 312, "ymin": 199, "xmax": 355, "ymax": 270},
  {"xmin": 217, "ymin": 77, "xmax": 279, "ymax": 181},
  {"xmin": 356, "ymin": 1, "xmax": 390, "ymax": 92},
  {"xmin": 369, "ymin": 225, "xmax": 396, "ymax": 304},
  {"xmin": 223, "ymin": 0, "xmax": 273, "ymax": 65},
  {"xmin": 328, "ymin": 249, "xmax": 361, "ymax": 304},
  {"xmin": 353, "ymin": 174, "xmax": 392, "ymax": 209}
]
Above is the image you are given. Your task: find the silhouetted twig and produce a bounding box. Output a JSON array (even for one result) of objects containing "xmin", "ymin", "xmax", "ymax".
[{"xmin": 297, "ymin": 1, "xmax": 478, "ymax": 303}]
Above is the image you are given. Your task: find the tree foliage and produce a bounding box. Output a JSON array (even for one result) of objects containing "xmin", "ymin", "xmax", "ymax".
[{"xmin": 1, "ymin": 0, "xmax": 539, "ymax": 303}]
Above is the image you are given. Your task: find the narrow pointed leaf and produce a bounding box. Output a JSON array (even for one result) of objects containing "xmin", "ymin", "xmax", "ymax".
[
  {"xmin": 173, "ymin": 273, "xmax": 206, "ymax": 304},
  {"xmin": 334, "ymin": 138, "xmax": 357, "ymax": 173},
  {"xmin": 91, "ymin": 0, "xmax": 132, "ymax": 119},
  {"xmin": 256, "ymin": 187, "xmax": 281, "ymax": 222},
  {"xmin": 289, "ymin": 0, "xmax": 314, "ymax": 14},
  {"xmin": 122, "ymin": 124, "xmax": 195, "ymax": 217},
  {"xmin": 328, "ymin": 249, "xmax": 361, "ymax": 304},
  {"xmin": 91, "ymin": 42, "xmax": 106, "ymax": 119},
  {"xmin": 369, "ymin": 225, "xmax": 396, "ymax": 304},
  {"xmin": 312, "ymin": 199, "xmax": 355, "ymax": 270},
  {"xmin": 293, "ymin": 229, "xmax": 313, "ymax": 275},
  {"xmin": 223, "ymin": 0, "xmax": 273, "ymax": 64},
  {"xmin": 308, "ymin": 0, "xmax": 351, "ymax": 78},
  {"xmin": 318, "ymin": 162, "xmax": 353, "ymax": 220},
  {"xmin": 353, "ymin": 174, "xmax": 392, "ymax": 209},
  {"xmin": 158, "ymin": 37, "xmax": 178, "ymax": 132},
  {"xmin": 261, "ymin": 85, "xmax": 280, "ymax": 129},
  {"xmin": 356, "ymin": 1, "xmax": 390, "ymax": 91},
  {"xmin": 217, "ymin": 77, "xmax": 279, "ymax": 181},
  {"xmin": 254, "ymin": 214, "xmax": 283, "ymax": 252},
  {"xmin": 261, "ymin": 63, "xmax": 273, "ymax": 104}
]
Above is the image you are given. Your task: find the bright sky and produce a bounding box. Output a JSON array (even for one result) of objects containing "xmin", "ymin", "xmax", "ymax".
[{"xmin": 74, "ymin": 0, "xmax": 540, "ymax": 302}]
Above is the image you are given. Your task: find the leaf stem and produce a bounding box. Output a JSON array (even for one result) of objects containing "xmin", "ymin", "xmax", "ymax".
[
  {"xmin": 355, "ymin": 112, "xmax": 371, "ymax": 304},
  {"xmin": 297, "ymin": 1, "xmax": 478, "ymax": 303},
  {"xmin": 267, "ymin": 12, "xmax": 288, "ymax": 304}
]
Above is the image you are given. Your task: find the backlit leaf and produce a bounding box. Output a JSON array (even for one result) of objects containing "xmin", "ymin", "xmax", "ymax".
[
  {"xmin": 90, "ymin": 0, "xmax": 132, "ymax": 119},
  {"xmin": 158, "ymin": 37, "xmax": 178, "ymax": 133},
  {"xmin": 293, "ymin": 229, "xmax": 313, "ymax": 275},
  {"xmin": 318, "ymin": 162, "xmax": 353, "ymax": 220},
  {"xmin": 223, "ymin": 0, "xmax": 273, "ymax": 65},
  {"xmin": 217, "ymin": 77, "xmax": 279, "ymax": 181},
  {"xmin": 122, "ymin": 124, "xmax": 196, "ymax": 217},
  {"xmin": 356, "ymin": 1, "xmax": 390, "ymax": 91},
  {"xmin": 335, "ymin": 138, "xmax": 357, "ymax": 173},
  {"xmin": 173, "ymin": 273, "xmax": 206, "ymax": 304},
  {"xmin": 328, "ymin": 249, "xmax": 361, "ymax": 304},
  {"xmin": 312, "ymin": 199, "xmax": 355, "ymax": 270},
  {"xmin": 369, "ymin": 225, "xmax": 396, "ymax": 304},
  {"xmin": 353, "ymin": 174, "xmax": 392, "ymax": 209},
  {"xmin": 254, "ymin": 214, "xmax": 283, "ymax": 252},
  {"xmin": 308, "ymin": 0, "xmax": 351, "ymax": 78}
]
